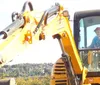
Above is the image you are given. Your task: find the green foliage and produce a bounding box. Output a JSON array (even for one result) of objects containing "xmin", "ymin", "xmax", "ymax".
[
  {"xmin": 41, "ymin": 76, "xmax": 50, "ymax": 85},
  {"xmin": 0, "ymin": 63, "xmax": 53, "ymax": 77},
  {"xmin": 16, "ymin": 76, "xmax": 50, "ymax": 85},
  {"xmin": 0, "ymin": 63, "xmax": 52, "ymax": 84}
]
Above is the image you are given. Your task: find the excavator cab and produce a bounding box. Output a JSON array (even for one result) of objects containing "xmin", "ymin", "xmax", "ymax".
[{"xmin": 74, "ymin": 10, "xmax": 100, "ymax": 76}]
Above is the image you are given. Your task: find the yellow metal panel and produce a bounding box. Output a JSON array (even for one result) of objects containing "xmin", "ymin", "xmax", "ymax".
[
  {"xmin": 50, "ymin": 57, "xmax": 69, "ymax": 85},
  {"xmin": 60, "ymin": 17, "xmax": 82, "ymax": 74},
  {"xmin": 43, "ymin": 15, "xmax": 83, "ymax": 74},
  {"xmin": 85, "ymin": 77, "xmax": 100, "ymax": 84}
]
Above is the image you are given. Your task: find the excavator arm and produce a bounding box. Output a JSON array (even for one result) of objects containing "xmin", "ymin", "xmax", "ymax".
[
  {"xmin": 0, "ymin": 1, "xmax": 63, "ymax": 67},
  {"xmin": 0, "ymin": 1, "xmax": 87, "ymax": 85},
  {"xmin": 0, "ymin": 1, "xmax": 37, "ymax": 67}
]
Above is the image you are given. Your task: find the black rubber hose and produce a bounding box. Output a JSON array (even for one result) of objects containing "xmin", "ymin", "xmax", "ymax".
[{"xmin": 21, "ymin": 1, "xmax": 33, "ymax": 12}]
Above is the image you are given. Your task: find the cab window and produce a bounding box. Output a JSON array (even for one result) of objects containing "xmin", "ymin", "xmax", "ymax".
[
  {"xmin": 79, "ymin": 16, "xmax": 100, "ymax": 71},
  {"xmin": 79, "ymin": 16, "xmax": 100, "ymax": 48}
]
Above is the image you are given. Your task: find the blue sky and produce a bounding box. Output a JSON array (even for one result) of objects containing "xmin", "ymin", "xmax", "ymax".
[{"xmin": 0, "ymin": 0, "xmax": 100, "ymax": 64}]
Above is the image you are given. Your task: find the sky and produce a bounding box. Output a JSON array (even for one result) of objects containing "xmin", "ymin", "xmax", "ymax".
[{"xmin": 0, "ymin": 0, "xmax": 100, "ymax": 64}]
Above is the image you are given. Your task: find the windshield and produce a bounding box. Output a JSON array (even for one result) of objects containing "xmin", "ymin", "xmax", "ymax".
[{"xmin": 79, "ymin": 16, "xmax": 100, "ymax": 72}]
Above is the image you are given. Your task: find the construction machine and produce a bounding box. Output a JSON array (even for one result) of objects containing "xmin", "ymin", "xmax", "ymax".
[{"xmin": 0, "ymin": 1, "xmax": 100, "ymax": 85}]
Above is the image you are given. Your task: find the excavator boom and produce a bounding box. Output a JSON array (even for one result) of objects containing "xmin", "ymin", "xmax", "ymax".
[{"xmin": 1, "ymin": 1, "xmax": 100, "ymax": 85}]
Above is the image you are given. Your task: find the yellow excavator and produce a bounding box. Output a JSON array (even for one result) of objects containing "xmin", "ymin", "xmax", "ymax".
[{"xmin": 0, "ymin": 1, "xmax": 100, "ymax": 85}]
